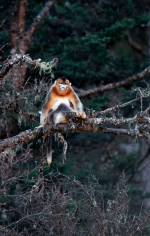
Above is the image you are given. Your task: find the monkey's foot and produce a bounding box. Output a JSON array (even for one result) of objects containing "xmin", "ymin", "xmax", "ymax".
[{"xmin": 76, "ymin": 112, "xmax": 86, "ymax": 119}]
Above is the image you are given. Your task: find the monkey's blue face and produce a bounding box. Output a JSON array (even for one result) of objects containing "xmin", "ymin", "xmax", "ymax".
[{"xmin": 59, "ymin": 82, "xmax": 68, "ymax": 91}]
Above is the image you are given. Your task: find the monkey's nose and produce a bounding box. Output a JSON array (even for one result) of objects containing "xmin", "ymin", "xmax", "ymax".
[{"xmin": 59, "ymin": 84, "xmax": 68, "ymax": 90}]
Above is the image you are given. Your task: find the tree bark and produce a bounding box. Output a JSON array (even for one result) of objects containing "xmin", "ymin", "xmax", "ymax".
[{"xmin": 0, "ymin": 115, "xmax": 149, "ymax": 151}]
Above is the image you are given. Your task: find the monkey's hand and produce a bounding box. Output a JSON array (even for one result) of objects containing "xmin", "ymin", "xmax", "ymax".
[{"xmin": 76, "ymin": 112, "xmax": 86, "ymax": 119}]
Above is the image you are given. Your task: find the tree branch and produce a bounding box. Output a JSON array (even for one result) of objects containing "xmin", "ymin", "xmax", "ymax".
[
  {"xmin": 78, "ymin": 66, "xmax": 150, "ymax": 98},
  {"xmin": 0, "ymin": 54, "xmax": 58, "ymax": 79},
  {"xmin": 10, "ymin": 0, "xmax": 28, "ymax": 54},
  {"xmin": 87, "ymin": 115, "xmax": 149, "ymax": 126},
  {"xmin": 25, "ymin": 0, "xmax": 55, "ymax": 50},
  {"xmin": 126, "ymin": 31, "xmax": 147, "ymax": 55},
  {"xmin": 10, "ymin": 2, "xmax": 19, "ymax": 53},
  {"xmin": 98, "ymin": 94, "xmax": 150, "ymax": 116},
  {"xmin": 0, "ymin": 114, "xmax": 149, "ymax": 150},
  {"xmin": 18, "ymin": 0, "xmax": 27, "ymax": 54},
  {"xmin": 0, "ymin": 19, "xmax": 6, "ymax": 29},
  {"xmin": 1, "ymin": 53, "xmax": 150, "ymax": 97}
]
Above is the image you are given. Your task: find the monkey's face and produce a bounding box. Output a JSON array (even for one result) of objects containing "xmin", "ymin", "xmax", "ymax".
[
  {"xmin": 59, "ymin": 82, "xmax": 68, "ymax": 91},
  {"xmin": 55, "ymin": 78, "xmax": 71, "ymax": 95}
]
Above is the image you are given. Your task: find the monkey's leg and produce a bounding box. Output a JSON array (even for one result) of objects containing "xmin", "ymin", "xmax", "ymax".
[
  {"xmin": 57, "ymin": 104, "xmax": 76, "ymax": 123},
  {"xmin": 47, "ymin": 104, "xmax": 76, "ymax": 124}
]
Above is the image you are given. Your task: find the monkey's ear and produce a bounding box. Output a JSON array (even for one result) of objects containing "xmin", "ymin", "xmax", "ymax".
[
  {"xmin": 70, "ymin": 83, "xmax": 72, "ymax": 86},
  {"xmin": 54, "ymin": 80, "xmax": 57, "ymax": 84}
]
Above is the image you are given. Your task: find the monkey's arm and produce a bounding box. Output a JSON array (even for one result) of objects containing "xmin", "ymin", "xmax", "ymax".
[
  {"xmin": 69, "ymin": 91, "xmax": 86, "ymax": 119},
  {"xmin": 40, "ymin": 90, "xmax": 55, "ymax": 126}
]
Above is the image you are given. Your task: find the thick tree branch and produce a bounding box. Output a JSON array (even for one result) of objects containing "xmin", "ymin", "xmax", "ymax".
[
  {"xmin": 0, "ymin": 126, "xmax": 136, "ymax": 151},
  {"xmin": 87, "ymin": 115, "xmax": 149, "ymax": 126},
  {"xmin": 0, "ymin": 54, "xmax": 58, "ymax": 79},
  {"xmin": 10, "ymin": 2, "xmax": 19, "ymax": 53},
  {"xmin": 10, "ymin": 0, "xmax": 27, "ymax": 54},
  {"xmin": 0, "ymin": 114, "xmax": 149, "ymax": 150},
  {"xmin": 78, "ymin": 66, "xmax": 150, "ymax": 98},
  {"xmin": 25, "ymin": 0, "xmax": 55, "ymax": 50},
  {"xmin": 18, "ymin": 0, "xmax": 27, "ymax": 54}
]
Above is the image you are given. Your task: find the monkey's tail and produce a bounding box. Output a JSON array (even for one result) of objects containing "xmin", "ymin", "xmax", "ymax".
[
  {"xmin": 55, "ymin": 133, "xmax": 68, "ymax": 163},
  {"xmin": 46, "ymin": 135, "xmax": 53, "ymax": 166}
]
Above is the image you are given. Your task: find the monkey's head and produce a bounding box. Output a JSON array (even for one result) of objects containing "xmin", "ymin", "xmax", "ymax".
[{"xmin": 54, "ymin": 78, "xmax": 72, "ymax": 95}]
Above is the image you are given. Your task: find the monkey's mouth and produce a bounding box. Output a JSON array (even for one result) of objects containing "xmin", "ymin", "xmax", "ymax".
[{"xmin": 59, "ymin": 84, "xmax": 68, "ymax": 90}]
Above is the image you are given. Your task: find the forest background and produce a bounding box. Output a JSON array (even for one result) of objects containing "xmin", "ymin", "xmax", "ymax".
[{"xmin": 1, "ymin": 0, "xmax": 150, "ymax": 235}]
